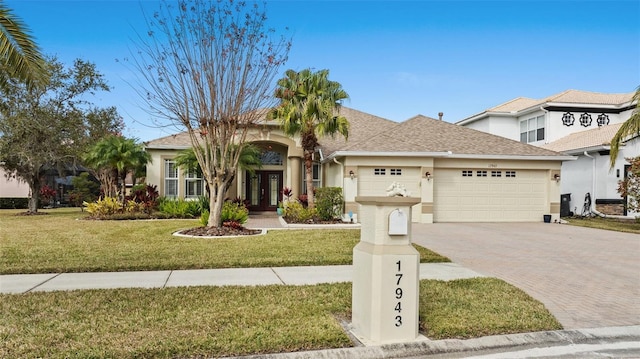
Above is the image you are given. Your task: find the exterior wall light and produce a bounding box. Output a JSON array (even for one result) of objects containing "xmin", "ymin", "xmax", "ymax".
[
  {"xmin": 554, "ymin": 174, "xmax": 561, "ymax": 182},
  {"xmin": 349, "ymin": 170, "xmax": 355, "ymax": 179},
  {"xmin": 425, "ymin": 172, "xmax": 432, "ymax": 181}
]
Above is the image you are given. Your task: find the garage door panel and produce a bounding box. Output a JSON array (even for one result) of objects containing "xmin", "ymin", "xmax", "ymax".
[{"xmin": 434, "ymin": 169, "xmax": 547, "ymax": 222}]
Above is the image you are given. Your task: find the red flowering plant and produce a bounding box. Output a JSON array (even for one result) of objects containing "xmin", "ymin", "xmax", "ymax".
[
  {"xmin": 281, "ymin": 187, "xmax": 292, "ymax": 201},
  {"xmin": 39, "ymin": 185, "xmax": 57, "ymax": 206}
]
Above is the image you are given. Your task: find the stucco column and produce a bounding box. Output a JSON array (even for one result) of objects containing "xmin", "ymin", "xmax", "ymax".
[
  {"xmin": 289, "ymin": 156, "xmax": 302, "ymax": 199},
  {"xmin": 352, "ymin": 196, "xmax": 422, "ymax": 345}
]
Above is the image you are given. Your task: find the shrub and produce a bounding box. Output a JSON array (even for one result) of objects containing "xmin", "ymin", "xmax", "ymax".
[
  {"xmin": 0, "ymin": 198, "xmax": 29, "ymax": 209},
  {"xmin": 315, "ymin": 187, "xmax": 344, "ymax": 221},
  {"xmin": 127, "ymin": 184, "xmax": 159, "ymax": 214},
  {"xmin": 283, "ymin": 200, "xmax": 317, "ymax": 223},
  {"xmin": 68, "ymin": 173, "xmax": 100, "ymax": 208},
  {"xmin": 221, "ymin": 201, "xmax": 249, "ymax": 225},
  {"xmin": 39, "ymin": 185, "xmax": 57, "ymax": 207},
  {"xmin": 158, "ymin": 197, "xmax": 201, "ymax": 218},
  {"xmin": 200, "ymin": 210, "xmax": 210, "ymax": 226},
  {"xmin": 84, "ymin": 197, "xmax": 143, "ymax": 217}
]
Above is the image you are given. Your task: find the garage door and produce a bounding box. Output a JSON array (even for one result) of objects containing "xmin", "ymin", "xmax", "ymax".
[
  {"xmin": 434, "ymin": 169, "xmax": 547, "ymax": 222},
  {"xmin": 358, "ymin": 166, "xmax": 421, "ymax": 221}
]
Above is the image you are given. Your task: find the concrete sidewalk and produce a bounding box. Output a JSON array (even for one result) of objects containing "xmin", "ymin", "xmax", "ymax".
[{"xmin": 0, "ymin": 262, "xmax": 484, "ymax": 294}]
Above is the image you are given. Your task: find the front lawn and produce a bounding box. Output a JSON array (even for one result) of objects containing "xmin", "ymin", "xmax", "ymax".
[
  {"xmin": 0, "ymin": 279, "xmax": 561, "ymax": 358},
  {"xmin": 0, "ymin": 208, "xmax": 448, "ymax": 274},
  {"xmin": 563, "ymin": 215, "xmax": 640, "ymax": 234}
]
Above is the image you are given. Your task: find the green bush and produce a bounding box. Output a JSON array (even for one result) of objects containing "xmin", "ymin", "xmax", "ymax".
[
  {"xmin": 0, "ymin": 197, "xmax": 29, "ymax": 209},
  {"xmin": 221, "ymin": 201, "xmax": 249, "ymax": 225},
  {"xmin": 283, "ymin": 201, "xmax": 317, "ymax": 223},
  {"xmin": 85, "ymin": 197, "xmax": 143, "ymax": 218},
  {"xmin": 198, "ymin": 202, "xmax": 248, "ymax": 227},
  {"xmin": 68, "ymin": 173, "xmax": 100, "ymax": 208},
  {"xmin": 200, "ymin": 210, "xmax": 210, "ymax": 226},
  {"xmin": 315, "ymin": 187, "xmax": 344, "ymax": 221},
  {"xmin": 158, "ymin": 197, "xmax": 201, "ymax": 218}
]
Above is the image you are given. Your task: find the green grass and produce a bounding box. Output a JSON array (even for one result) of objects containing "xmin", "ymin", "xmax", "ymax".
[
  {"xmin": 0, "ymin": 279, "xmax": 561, "ymax": 358},
  {"xmin": 563, "ymin": 216, "xmax": 640, "ymax": 234},
  {"xmin": 0, "ymin": 208, "xmax": 449, "ymax": 274}
]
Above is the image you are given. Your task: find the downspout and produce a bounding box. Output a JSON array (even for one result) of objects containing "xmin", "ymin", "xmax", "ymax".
[{"xmin": 583, "ymin": 151, "xmax": 606, "ymax": 217}]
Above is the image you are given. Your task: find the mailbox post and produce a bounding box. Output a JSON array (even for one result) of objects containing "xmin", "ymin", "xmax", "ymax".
[{"xmin": 352, "ymin": 196, "xmax": 422, "ymax": 345}]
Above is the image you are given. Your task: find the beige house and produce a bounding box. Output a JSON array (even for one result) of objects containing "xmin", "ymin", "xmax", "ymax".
[{"xmin": 144, "ymin": 107, "xmax": 572, "ymax": 223}]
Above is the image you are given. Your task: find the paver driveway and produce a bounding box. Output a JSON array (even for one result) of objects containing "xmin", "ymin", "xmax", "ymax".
[{"xmin": 411, "ymin": 222, "xmax": 640, "ymax": 329}]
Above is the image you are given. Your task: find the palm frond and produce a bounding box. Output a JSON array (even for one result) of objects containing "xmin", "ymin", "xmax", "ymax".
[
  {"xmin": 610, "ymin": 86, "xmax": 640, "ymax": 167},
  {"xmin": 0, "ymin": 5, "xmax": 48, "ymax": 90}
]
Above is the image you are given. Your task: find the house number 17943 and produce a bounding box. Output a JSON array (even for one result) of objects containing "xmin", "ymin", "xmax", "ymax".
[{"xmin": 394, "ymin": 260, "xmax": 403, "ymax": 327}]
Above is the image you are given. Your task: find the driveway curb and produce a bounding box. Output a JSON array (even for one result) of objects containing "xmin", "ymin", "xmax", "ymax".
[{"xmin": 229, "ymin": 325, "xmax": 640, "ymax": 359}]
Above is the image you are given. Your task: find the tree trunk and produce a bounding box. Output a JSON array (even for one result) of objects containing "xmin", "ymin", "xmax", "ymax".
[
  {"xmin": 304, "ymin": 151, "xmax": 315, "ymax": 209},
  {"xmin": 28, "ymin": 178, "xmax": 41, "ymax": 213},
  {"xmin": 207, "ymin": 180, "xmax": 226, "ymax": 227}
]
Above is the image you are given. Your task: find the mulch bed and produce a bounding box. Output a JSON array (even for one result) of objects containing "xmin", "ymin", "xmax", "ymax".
[{"xmin": 178, "ymin": 226, "xmax": 262, "ymax": 237}]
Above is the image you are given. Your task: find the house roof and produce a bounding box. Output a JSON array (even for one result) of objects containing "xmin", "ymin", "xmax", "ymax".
[
  {"xmin": 541, "ymin": 123, "xmax": 623, "ymax": 153},
  {"xmin": 144, "ymin": 131, "xmax": 193, "ymax": 149},
  {"xmin": 459, "ymin": 89, "xmax": 636, "ymax": 124},
  {"xmin": 317, "ymin": 107, "xmax": 398, "ymax": 155},
  {"xmin": 337, "ymin": 115, "xmax": 565, "ymax": 157},
  {"xmin": 144, "ymin": 107, "xmax": 569, "ymax": 160}
]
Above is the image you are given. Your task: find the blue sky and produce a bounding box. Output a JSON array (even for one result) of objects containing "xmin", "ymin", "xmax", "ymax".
[{"xmin": 9, "ymin": 0, "xmax": 640, "ymax": 142}]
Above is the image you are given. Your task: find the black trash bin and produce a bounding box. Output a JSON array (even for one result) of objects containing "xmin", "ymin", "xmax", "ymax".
[
  {"xmin": 543, "ymin": 214, "xmax": 551, "ymax": 223},
  {"xmin": 560, "ymin": 193, "xmax": 571, "ymax": 217}
]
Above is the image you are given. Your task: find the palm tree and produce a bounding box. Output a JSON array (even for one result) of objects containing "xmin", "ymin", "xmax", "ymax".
[
  {"xmin": 0, "ymin": 4, "xmax": 48, "ymax": 90},
  {"xmin": 84, "ymin": 136, "xmax": 151, "ymax": 200},
  {"xmin": 270, "ymin": 69, "xmax": 349, "ymax": 209},
  {"xmin": 610, "ymin": 86, "xmax": 640, "ymax": 168}
]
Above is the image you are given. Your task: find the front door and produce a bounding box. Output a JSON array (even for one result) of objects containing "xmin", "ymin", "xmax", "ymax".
[{"xmin": 246, "ymin": 171, "xmax": 283, "ymax": 212}]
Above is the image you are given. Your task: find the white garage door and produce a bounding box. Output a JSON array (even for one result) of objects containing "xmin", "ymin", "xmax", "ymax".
[
  {"xmin": 358, "ymin": 166, "xmax": 421, "ymax": 221},
  {"xmin": 434, "ymin": 169, "xmax": 547, "ymax": 222}
]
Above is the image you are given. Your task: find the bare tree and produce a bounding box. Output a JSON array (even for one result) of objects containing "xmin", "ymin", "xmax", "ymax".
[{"xmin": 128, "ymin": 0, "xmax": 290, "ymax": 227}]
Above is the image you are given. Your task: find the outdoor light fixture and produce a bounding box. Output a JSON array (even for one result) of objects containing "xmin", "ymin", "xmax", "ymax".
[
  {"xmin": 554, "ymin": 174, "xmax": 561, "ymax": 182},
  {"xmin": 425, "ymin": 171, "xmax": 432, "ymax": 181},
  {"xmin": 349, "ymin": 170, "xmax": 355, "ymax": 179}
]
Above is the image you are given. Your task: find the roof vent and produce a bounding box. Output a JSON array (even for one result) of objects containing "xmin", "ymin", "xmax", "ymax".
[{"xmin": 438, "ymin": 112, "xmax": 444, "ymax": 121}]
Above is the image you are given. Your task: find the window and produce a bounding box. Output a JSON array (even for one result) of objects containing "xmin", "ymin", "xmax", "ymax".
[
  {"xmin": 462, "ymin": 170, "xmax": 473, "ymax": 177},
  {"xmin": 597, "ymin": 113, "xmax": 610, "ymax": 126},
  {"xmin": 520, "ymin": 115, "xmax": 545, "ymax": 143},
  {"xmin": 477, "ymin": 170, "xmax": 487, "ymax": 177},
  {"xmin": 260, "ymin": 150, "xmax": 283, "ymax": 165},
  {"xmin": 505, "ymin": 171, "xmax": 516, "ymax": 178},
  {"xmin": 302, "ymin": 162, "xmax": 321, "ymax": 193},
  {"xmin": 491, "ymin": 171, "xmax": 502, "ymax": 177},
  {"xmin": 390, "ymin": 168, "xmax": 402, "ymax": 176},
  {"xmin": 579, "ymin": 113, "xmax": 592, "ymax": 127},
  {"xmin": 185, "ymin": 168, "xmax": 203, "ymax": 198},
  {"xmin": 164, "ymin": 160, "xmax": 178, "ymax": 198},
  {"xmin": 374, "ymin": 168, "xmax": 386, "ymax": 175}
]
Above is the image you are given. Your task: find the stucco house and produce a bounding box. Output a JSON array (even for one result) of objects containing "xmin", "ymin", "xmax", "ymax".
[
  {"xmin": 457, "ymin": 90, "xmax": 638, "ymax": 217},
  {"xmin": 144, "ymin": 107, "xmax": 572, "ymax": 223}
]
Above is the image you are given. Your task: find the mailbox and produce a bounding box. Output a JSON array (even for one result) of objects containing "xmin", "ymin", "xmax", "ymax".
[{"xmin": 388, "ymin": 208, "xmax": 408, "ymax": 235}]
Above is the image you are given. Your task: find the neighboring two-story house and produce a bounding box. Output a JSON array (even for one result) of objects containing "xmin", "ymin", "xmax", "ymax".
[{"xmin": 457, "ymin": 90, "xmax": 638, "ymax": 217}]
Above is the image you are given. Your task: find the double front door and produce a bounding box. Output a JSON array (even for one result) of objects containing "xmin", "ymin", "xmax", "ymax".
[{"xmin": 246, "ymin": 171, "xmax": 282, "ymax": 212}]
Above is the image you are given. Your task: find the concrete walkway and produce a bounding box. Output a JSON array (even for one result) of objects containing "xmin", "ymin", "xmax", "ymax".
[{"xmin": 0, "ymin": 263, "xmax": 483, "ymax": 294}]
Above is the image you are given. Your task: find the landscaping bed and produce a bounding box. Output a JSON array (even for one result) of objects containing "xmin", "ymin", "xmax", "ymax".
[{"xmin": 563, "ymin": 215, "xmax": 640, "ymax": 234}]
